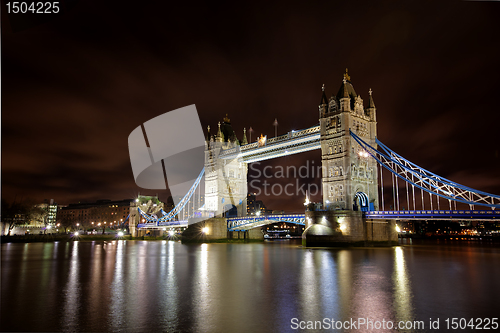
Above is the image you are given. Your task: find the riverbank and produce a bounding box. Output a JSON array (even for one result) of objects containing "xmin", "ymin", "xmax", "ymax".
[{"xmin": 0, "ymin": 234, "xmax": 265, "ymax": 244}]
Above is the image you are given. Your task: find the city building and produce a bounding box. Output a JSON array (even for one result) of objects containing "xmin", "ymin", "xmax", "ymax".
[
  {"xmin": 58, "ymin": 199, "xmax": 133, "ymax": 229},
  {"xmin": 246, "ymin": 193, "xmax": 270, "ymax": 216},
  {"xmin": 37, "ymin": 199, "xmax": 58, "ymax": 225}
]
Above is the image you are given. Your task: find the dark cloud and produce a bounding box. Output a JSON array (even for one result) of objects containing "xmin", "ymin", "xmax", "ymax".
[{"xmin": 2, "ymin": 0, "xmax": 500, "ymax": 211}]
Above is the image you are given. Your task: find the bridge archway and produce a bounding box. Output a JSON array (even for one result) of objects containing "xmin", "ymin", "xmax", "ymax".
[{"xmin": 353, "ymin": 191, "xmax": 369, "ymax": 212}]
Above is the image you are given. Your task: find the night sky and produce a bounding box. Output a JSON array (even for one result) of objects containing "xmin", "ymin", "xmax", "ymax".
[{"xmin": 3, "ymin": 0, "xmax": 500, "ymax": 212}]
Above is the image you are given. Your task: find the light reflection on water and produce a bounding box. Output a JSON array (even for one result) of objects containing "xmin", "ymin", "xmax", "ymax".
[
  {"xmin": 1, "ymin": 241, "xmax": 500, "ymax": 332},
  {"xmin": 62, "ymin": 242, "xmax": 80, "ymax": 332},
  {"xmin": 393, "ymin": 246, "xmax": 414, "ymax": 327}
]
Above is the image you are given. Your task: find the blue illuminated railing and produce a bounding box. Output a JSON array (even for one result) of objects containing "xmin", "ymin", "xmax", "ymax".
[{"xmin": 366, "ymin": 210, "xmax": 500, "ymax": 220}]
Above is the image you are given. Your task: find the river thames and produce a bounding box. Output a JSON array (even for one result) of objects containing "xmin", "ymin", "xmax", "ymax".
[{"xmin": 1, "ymin": 240, "xmax": 499, "ymax": 332}]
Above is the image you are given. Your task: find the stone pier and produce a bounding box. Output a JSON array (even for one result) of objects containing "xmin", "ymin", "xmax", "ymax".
[
  {"xmin": 302, "ymin": 210, "xmax": 397, "ymax": 247},
  {"xmin": 182, "ymin": 218, "xmax": 264, "ymax": 242}
]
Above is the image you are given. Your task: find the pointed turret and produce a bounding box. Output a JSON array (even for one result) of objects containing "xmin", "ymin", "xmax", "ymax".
[
  {"xmin": 320, "ymin": 84, "xmax": 328, "ymax": 105},
  {"xmin": 366, "ymin": 88, "xmax": 377, "ymax": 121},
  {"xmin": 206, "ymin": 125, "xmax": 211, "ymax": 142},
  {"xmin": 319, "ymin": 84, "xmax": 328, "ymax": 117},
  {"xmin": 216, "ymin": 122, "xmax": 224, "ymax": 142},
  {"xmin": 242, "ymin": 128, "xmax": 248, "ymax": 145},
  {"xmin": 342, "ymin": 78, "xmax": 349, "ymax": 99},
  {"xmin": 368, "ymin": 88, "xmax": 376, "ymax": 109}
]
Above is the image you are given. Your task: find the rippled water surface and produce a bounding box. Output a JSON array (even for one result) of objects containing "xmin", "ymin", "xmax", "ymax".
[{"xmin": 1, "ymin": 240, "xmax": 499, "ymax": 332}]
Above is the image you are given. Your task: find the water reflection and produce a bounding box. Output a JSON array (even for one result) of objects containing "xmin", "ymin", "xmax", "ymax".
[
  {"xmin": 62, "ymin": 242, "xmax": 80, "ymax": 332},
  {"xmin": 2, "ymin": 241, "xmax": 500, "ymax": 333},
  {"xmin": 318, "ymin": 251, "xmax": 339, "ymax": 320},
  {"xmin": 337, "ymin": 250, "xmax": 353, "ymax": 319},
  {"xmin": 160, "ymin": 240, "xmax": 179, "ymax": 331},
  {"xmin": 110, "ymin": 240, "xmax": 125, "ymax": 328},
  {"xmin": 348, "ymin": 251, "xmax": 394, "ymax": 332},
  {"xmin": 300, "ymin": 250, "xmax": 320, "ymax": 321},
  {"xmin": 194, "ymin": 243, "xmax": 212, "ymax": 332},
  {"xmin": 393, "ymin": 247, "xmax": 414, "ymax": 325}
]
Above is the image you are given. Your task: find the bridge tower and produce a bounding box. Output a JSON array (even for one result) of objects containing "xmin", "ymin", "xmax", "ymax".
[
  {"xmin": 319, "ymin": 70, "xmax": 379, "ymax": 211},
  {"xmin": 204, "ymin": 115, "xmax": 248, "ymax": 217}
]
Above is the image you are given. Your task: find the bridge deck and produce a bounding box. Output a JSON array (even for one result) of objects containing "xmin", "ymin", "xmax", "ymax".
[{"xmin": 136, "ymin": 210, "xmax": 499, "ymax": 230}]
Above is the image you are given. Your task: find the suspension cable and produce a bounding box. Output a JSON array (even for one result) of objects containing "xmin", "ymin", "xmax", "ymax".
[
  {"xmin": 405, "ymin": 177, "xmax": 410, "ymax": 211},
  {"xmin": 380, "ymin": 163, "xmax": 385, "ymax": 211}
]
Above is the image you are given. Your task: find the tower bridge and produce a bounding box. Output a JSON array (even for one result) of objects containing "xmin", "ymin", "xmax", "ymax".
[{"xmin": 130, "ymin": 70, "xmax": 500, "ymax": 245}]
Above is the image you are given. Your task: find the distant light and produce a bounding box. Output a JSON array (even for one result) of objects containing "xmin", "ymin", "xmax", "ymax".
[
  {"xmin": 47, "ymin": 225, "xmax": 52, "ymax": 230},
  {"xmin": 163, "ymin": 228, "xmax": 166, "ymax": 231},
  {"xmin": 118, "ymin": 231, "xmax": 124, "ymax": 237},
  {"xmin": 168, "ymin": 230, "xmax": 175, "ymax": 236},
  {"xmin": 395, "ymin": 225, "xmax": 401, "ymax": 233},
  {"xmin": 340, "ymin": 223, "xmax": 346, "ymax": 231},
  {"xmin": 202, "ymin": 227, "xmax": 209, "ymax": 234},
  {"xmin": 74, "ymin": 232, "xmax": 79, "ymax": 236},
  {"xmin": 135, "ymin": 199, "xmax": 139, "ymax": 202},
  {"xmin": 256, "ymin": 211, "xmax": 261, "ymax": 216}
]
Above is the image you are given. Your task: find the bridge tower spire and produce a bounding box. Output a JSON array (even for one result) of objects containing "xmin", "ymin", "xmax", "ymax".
[{"xmin": 319, "ymin": 70, "xmax": 379, "ymax": 211}]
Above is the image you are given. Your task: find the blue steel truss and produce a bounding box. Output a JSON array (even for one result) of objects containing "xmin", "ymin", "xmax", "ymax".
[
  {"xmin": 350, "ymin": 130, "xmax": 500, "ymax": 209},
  {"xmin": 137, "ymin": 168, "xmax": 205, "ymax": 226}
]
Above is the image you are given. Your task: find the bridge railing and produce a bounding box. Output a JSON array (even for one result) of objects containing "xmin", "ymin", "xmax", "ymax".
[{"xmin": 366, "ymin": 210, "xmax": 500, "ymax": 220}]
